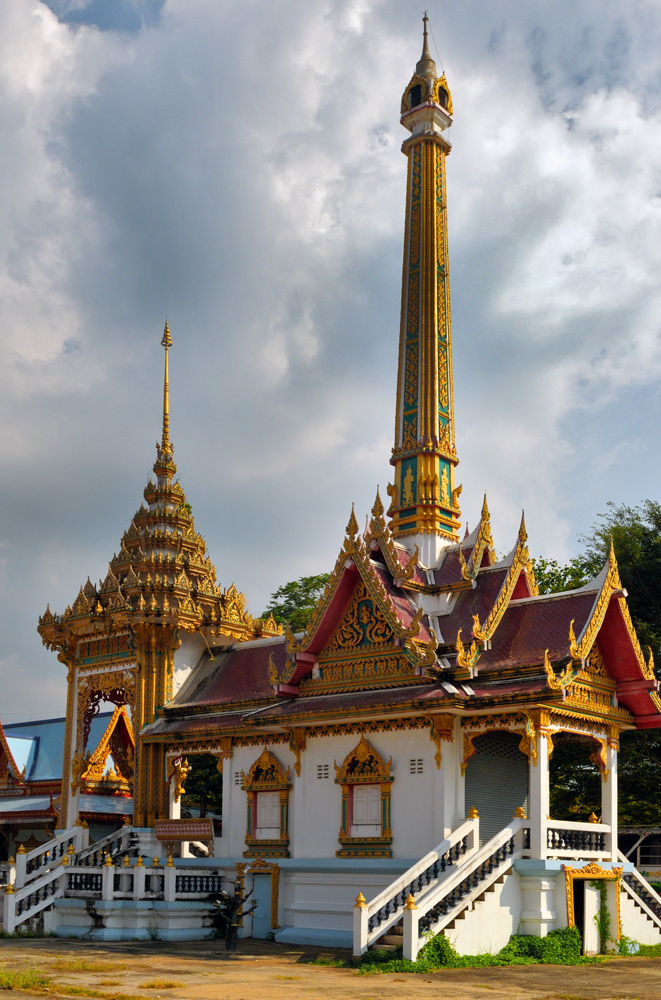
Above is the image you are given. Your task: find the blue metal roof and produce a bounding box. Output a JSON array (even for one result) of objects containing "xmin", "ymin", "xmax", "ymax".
[{"xmin": 4, "ymin": 713, "xmax": 114, "ymax": 781}]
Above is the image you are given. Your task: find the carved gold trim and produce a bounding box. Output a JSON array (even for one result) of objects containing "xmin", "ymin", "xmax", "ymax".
[
  {"xmin": 235, "ymin": 858, "xmax": 281, "ymax": 930},
  {"xmin": 428, "ymin": 714, "xmax": 454, "ymax": 769},
  {"xmin": 563, "ymin": 861, "xmax": 622, "ymax": 940}
]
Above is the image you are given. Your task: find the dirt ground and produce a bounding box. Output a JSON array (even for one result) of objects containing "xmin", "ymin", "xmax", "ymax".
[{"xmin": 1, "ymin": 937, "xmax": 661, "ymax": 1000}]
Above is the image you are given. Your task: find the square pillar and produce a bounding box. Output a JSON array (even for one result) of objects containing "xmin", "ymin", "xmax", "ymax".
[
  {"xmin": 602, "ymin": 732, "xmax": 618, "ymax": 862},
  {"xmin": 528, "ymin": 728, "xmax": 549, "ymax": 860}
]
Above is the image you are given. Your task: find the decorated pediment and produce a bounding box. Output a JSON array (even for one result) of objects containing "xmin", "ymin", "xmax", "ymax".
[
  {"xmin": 79, "ymin": 705, "xmax": 134, "ymax": 794},
  {"xmin": 323, "ymin": 581, "xmax": 396, "ymax": 654}
]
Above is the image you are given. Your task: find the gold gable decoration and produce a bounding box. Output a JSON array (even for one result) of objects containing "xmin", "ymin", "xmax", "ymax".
[
  {"xmin": 334, "ymin": 735, "xmax": 393, "ymax": 785},
  {"xmin": 324, "ymin": 581, "xmax": 394, "ymax": 652},
  {"xmin": 241, "ymin": 747, "xmax": 291, "ymax": 792},
  {"xmin": 283, "ymin": 506, "xmax": 435, "ymax": 692}
]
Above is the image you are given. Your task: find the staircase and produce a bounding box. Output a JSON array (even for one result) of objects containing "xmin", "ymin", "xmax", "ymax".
[
  {"xmin": 2, "ymin": 826, "xmax": 134, "ymax": 936},
  {"xmin": 617, "ymin": 852, "xmax": 661, "ymax": 944},
  {"xmin": 354, "ymin": 816, "xmax": 529, "ymax": 960}
]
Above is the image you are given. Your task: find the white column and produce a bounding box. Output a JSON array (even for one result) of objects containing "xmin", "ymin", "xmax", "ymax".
[
  {"xmin": 63, "ymin": 663, "xmax": 81, "ymax": 829},
  {"xmin": 169, "ymin": 769, "xmax": 181, "ymax": 820},
  {"xmin": 602, "ymin": 734, "xmax": 618, "ymax": 862},
  {"xmin": 528, "ymin": 728, "xmax": 549, "ymax": 860},
  {"xmin": 353, "ymin": 893, "xmax": 369, "ymax": 957},
  {"xmin": 402, "ymin": 894, "xmax": 420, "ymax": 961},
  {"xmin": 518, "ymin": 875, "xmax": 558, "ymax": 937}
]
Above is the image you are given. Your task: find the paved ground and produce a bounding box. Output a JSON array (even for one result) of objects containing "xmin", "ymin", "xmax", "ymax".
[{"xmin": 1, "ymin": 938, "xmax": 661, "ymax": 1000}]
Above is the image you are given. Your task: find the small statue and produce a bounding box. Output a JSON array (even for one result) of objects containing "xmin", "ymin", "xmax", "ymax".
[
  {"xmin": 173, "ymin": 757, "xmax": 191, "ymax": 802},
  {"xmin": 213, "ymin": 879, "xmax": 258, "ymax": 951}
]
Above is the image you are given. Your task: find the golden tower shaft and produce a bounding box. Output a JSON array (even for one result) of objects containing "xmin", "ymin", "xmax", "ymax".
[{"xmin": 389, "ymin": 19, "xmax": 461, "ymax": 559}]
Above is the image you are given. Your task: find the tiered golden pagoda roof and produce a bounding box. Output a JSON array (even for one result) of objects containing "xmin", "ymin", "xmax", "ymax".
[{"xmin": 38, "ymin": 323, "xmax": 281, "ymax": 655}]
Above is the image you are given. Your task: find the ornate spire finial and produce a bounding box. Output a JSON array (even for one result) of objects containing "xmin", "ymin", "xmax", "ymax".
[
  {"xmin": 416, "ymin": 12, "xmax": 437, "ymax": 80},
  {"xmin": 346, "ymin": 504, "xmax": 359, "ymax": 537},
  {"xmin": 160, "ymin": 320, "xmax": 172, "ymax": 456}
]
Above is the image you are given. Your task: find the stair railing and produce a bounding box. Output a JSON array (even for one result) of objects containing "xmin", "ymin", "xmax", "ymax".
[
  {"xmin": 617, "ymin": 849, "xmax": 661, "ymax": 930},
  {"xmin": 2, "ymin": 865, "xmax": 67, "ymax": 934},
  {"xmin": 16, "ymin": 827, "xmax": 87, "ymax": 889},
  {"xmin": 353, "ymin": 816, "xmax": 479, "ymax": 956},
  {"xmin": 401, "ymin": 817, "xmax": 529, "ymax": 961},
  {"xmin": 76, "ymin": 826, "xmax": 134, "ymax": 867}
]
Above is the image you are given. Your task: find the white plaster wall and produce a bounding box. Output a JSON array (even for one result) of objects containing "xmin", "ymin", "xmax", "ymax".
[
  {"xmin": 620, "ymin": 889, "xmax": 661, "ymax": 945},
  {"xmin": 444, "ymin": 873, "xmax": 522, "ymax": 955},
  {"xmin": 281, "ymin": 871, "xmax": 394, "ymax": 935},
  {"xmin": 171, "ymin": 634, "xmax": 207, "ymax": 700},
  {"xmin": 217, "ymin": 727, "xmax": 464, "ymax": 862}
]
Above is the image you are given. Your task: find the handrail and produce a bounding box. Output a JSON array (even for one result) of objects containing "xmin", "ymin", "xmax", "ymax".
[
  {"xmin": 401, "ymin": 818, "xmax": 528, "ymax": 960},
  {"xmin": 548, "ymin": 820, "xmax": 611, "ymax": 832},
  {"xmin": 353, "ymin": 817, "xmax": 479, "ymax": 955},
  {"xmin": 76, "ymin": 826, "xmax": 132, "ymax": 866},
  {"xmin": 365, "ymin": 817, "xmax": 478, "ymax": 921},
  {"xmin": 621, "ymin": 875, "xmax": 661, "ymax": 929},
  {"xmin": 17, "ymin": 827, "xmax": 85, "ymax": 888},
  {"xmin": 617, "ymin": 850, "xmax": 661, "ymax": 925},
  {"xmin": 3, "ymin": 865, "xmax": 67, "ymax": 934}
]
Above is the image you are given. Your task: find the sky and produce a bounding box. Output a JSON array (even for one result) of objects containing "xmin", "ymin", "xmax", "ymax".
[{"xmin": 2, "ymin": 0, "xmax": 661, "ymax": 720}]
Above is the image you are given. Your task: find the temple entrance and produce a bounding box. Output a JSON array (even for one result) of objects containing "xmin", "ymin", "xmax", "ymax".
[
  {"xmin": 252, "ymin": 873, "xmax": 272, "ymax": 938},
  {"xmin": 465, "ymin": 731, "xmax": 528, "ymax": 844}
]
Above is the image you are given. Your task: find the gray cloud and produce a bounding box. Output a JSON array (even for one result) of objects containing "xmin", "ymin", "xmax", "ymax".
[{"xmin": 1, "ymin": 0, "xmax": 661, "ymax": 718}]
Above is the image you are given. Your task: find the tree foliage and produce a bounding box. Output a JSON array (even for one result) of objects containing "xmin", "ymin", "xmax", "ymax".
[
  {"xmin": 262, "ymin": 573, "xmax": 330, "ymax": 633},
  {"xmin": 541, "ymin": 500, "xmax": 661, "ymax": 825},
  {"xmin": 550, "ymin": 731, "xmax": 661, "ymax": 825},
  {"xmin": 182, "ymin": 753, "xmax": 223, "ymax": 819},
  {"xmin": 532, "ymin": 500, "xmax": 661, "ymax": 665}
]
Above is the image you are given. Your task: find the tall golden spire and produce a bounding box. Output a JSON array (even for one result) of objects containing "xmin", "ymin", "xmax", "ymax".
[
  {"xmin": 388, "ymin": 17, "xmax": 460, "ymax": 565},
  {"xmin": 160, "ymin": 319, "xmax": 172, "ymax": 455},
  {"xmin": 154, "ymin": 320, "xmax": 176, "ymax": 484}
]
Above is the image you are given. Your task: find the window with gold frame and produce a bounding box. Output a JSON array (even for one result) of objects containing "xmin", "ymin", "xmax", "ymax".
[
  {"xmin": 334, "ymin": 735, "xmax": 393, "ymax": 858},
  {"xmin": 241, "ymin": 747, "xmax": 291, "ymax": 858}
]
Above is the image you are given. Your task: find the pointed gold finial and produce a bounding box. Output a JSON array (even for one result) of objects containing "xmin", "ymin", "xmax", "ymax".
[
  {"xmin": 371, "ymin": 487, "xmax": 384, "ymax": 520},
  {"xmin": 160, "ymin": 319, "xmax": 172, "ymax": 455},
  {"xmin": 416, "ymin": 12, "xmax": 437, "ymax": 80},
  {"xmin": 346, "ymin": 504, "xmax": 359, "ymax": 537}
]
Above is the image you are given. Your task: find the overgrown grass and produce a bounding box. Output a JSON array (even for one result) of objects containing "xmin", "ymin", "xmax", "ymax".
[
  {"xmin": 0, "ymin": 966, "xmax": 142, "ymax": 1000},
  {"xmin": 638, "ymin": 942, "xmax": 661, "ymax": 957},
  {"xmin": 352, "ymin": 926, "xmax": 605, "ymax": 975},
  {"xmin": 0, "ymin": 969, "xmax": 51, "ymax": 991},
  {"xmin": 139, "ymin": 981, "xmax": 183, "ymax": 990},
  {"xmin": 51, "ymin": 961, "xmax": 128, "ymax": 973}
]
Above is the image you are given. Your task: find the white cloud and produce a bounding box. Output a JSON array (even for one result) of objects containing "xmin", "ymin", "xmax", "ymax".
[{"xmin": 1, "ymin": 0, "xmax": 661, "ymax": 716}]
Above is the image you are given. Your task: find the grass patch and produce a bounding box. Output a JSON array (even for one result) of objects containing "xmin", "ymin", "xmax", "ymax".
[
  {"xmin": 98, "ymin": 982, "xmax": 122, "ymax": 987},
  {"xmin": 637, "ymin": 942, "xmax": 661, "ymax": 957},
  {"xmin": 55, "ymin": 989, "xmax": 142, "ymax": 1000},
  {"xmin": 0, "ymin": 969, "xmax": 52, "ymax": 991},
  {"xmin": 139, "ymin": 982, "xmax": 183, "ymax": 990},
  {"xmin": 305, "ymin": 956, "xmax": 350, "ymax": 967},
  {"xmin": 354, "ymin": 927, "xmax": 606, "ymax": 975},
  {"xmin": 52, "ymin": 961, "xmax": 128, "ymax": 973}
]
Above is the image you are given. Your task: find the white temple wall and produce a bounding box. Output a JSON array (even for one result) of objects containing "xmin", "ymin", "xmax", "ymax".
[
  {"xmin": 218, "ymin": 729, "xmax": 463, "ymax": 861},
  {"xmin": 445, "ymin": 873, "xmax": 521, "ymax": 955},
  {"xmin": 619, "ymin": 891, "xmax": 661, "ymax": 945}
]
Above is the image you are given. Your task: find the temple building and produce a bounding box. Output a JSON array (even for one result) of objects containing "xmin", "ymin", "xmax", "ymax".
[{"xmin": 3, "ymin": 19, "xmax": 661, "ymax": 954}]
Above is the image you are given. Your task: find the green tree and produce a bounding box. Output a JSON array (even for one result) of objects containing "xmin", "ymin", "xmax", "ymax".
[
  {"xmin": 262, "ymin": 573, "xmax": 330, "ymax": 633},
  {"xmin": 533, "ymin": 500, "xmax": 661, "ymax": 665},
  {"xmin": 542, "ymin": 500, "xmax": 661, "ymax": 825},
  {"xmin": 181, "ymin": 753, "xmax": 223, "ymax": 819},
  {"xmin": 530, "ymin": 556, "xmax": 588, "ymax": 595},
  {"xmin": 550, "ymin": 732, "xmax": 661, "ymax": 826}
]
